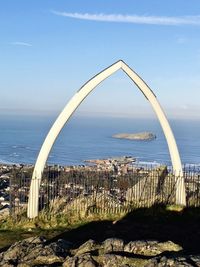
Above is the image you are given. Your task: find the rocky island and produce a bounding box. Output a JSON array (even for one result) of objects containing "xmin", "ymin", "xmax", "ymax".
[{"xmin": 112, "ymin": 132, "xmax": 156, "ymax": 141}]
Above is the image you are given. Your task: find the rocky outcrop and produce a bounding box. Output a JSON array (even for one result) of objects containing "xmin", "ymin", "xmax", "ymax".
[
  {"xmin": 62, "ymin": 192, "xmax": 123, "ymax": 216},
  {"xmin": 112, "ymin": 132, "xmax": 156, "ymax": 141},
  {"xmin": 0, "ymin": 236, "xmax": 71, "ymax": 266},
  {"xmin": 63, "ymin": 253, "xmax": 98, "ymax": 267},
  {"xmin": 144, "ymin": 255, "xmax": 200, "ymax": 267},
  {"xmin": 126, "ymin": 166, "xmax": 171, "ymax": 206},
  {"xmin": 1, "ymin": 236, "xmax": 199, "ymax": 267}
]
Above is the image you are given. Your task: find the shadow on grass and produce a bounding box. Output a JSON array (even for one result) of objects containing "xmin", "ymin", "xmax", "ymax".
[{"xmin": 50, "ymin": 204, "xmax": 200, "ymax": 254}]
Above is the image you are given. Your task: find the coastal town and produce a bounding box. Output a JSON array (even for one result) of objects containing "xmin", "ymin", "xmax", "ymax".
[
  {"xmin": 0, "ymin": 156, "xmax": 200, "ymax": 219},
  {"xmin": 0, "ymin": 156, "xmax": 135, "ymax": 207},
  {"xmin": 0, "ymin": 156, "xmax": 161, "ymax": 217}
]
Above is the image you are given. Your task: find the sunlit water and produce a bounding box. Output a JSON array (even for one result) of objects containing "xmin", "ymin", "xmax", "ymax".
[{"xmin": 0, "ymin": 115, "xmax": 199, "ymax": 167}]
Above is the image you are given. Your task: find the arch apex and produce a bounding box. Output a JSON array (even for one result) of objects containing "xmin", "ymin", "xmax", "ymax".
[{"xmin": 116, "ymin": 59, "xmax": 125, "ymax": 67}]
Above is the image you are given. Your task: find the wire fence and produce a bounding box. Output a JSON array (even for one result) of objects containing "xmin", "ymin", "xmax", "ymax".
[{"xmin": 8, "ymin": 164, "xmax": 200, "ymax": 217}]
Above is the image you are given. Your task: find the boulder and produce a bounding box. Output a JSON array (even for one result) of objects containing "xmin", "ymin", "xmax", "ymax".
[
  {"xmin": 1, "ymin": 236, "xmax": 45, "ymax": 264},
  {"xmin": 145, "ymin": 255, "xmax": 194, "ymax": 267},
  {"xmin": 124, "ymin": 240, "xmax": 182, "ymax": 256},
  {"xmin": 74, "ymin": 239, "xmax": 99, "ymax": 256},
  {"xmin": 63, "ymin": 253, "xmax": 98, "ymax": 267},
  {"xmin": 0, "ymin": 236, "xmax": 198, "ymax": 267},
  {"xmin": 102, "ymin": 238, "xmax": 124, "ymax": 253},
  {"xmin": 99, "ymin": 254, "xmax": 126, "ymax": 267},
  {"xmin": 0, "ymin": 236, "xmax": 70, "ymax": 266},
  {"xmin": 189, "ymin": 255, "xmax": 200, "ymax": 265}
]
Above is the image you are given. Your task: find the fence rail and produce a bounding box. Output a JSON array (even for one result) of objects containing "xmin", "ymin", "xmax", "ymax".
[{"xmin": 9, "ymin": 164, "xmax": 200, "ymax": 217}]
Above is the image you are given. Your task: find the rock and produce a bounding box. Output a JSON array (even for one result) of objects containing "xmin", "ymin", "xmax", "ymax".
[
  {"xmin": 189, "ymin": 255, "xmax": 200, "ymax": 265},
  {"xmin": 64, "ymin": 192, "xmax": 122, "ymax": 216},
  {"xmin": 22, "ymin": 245, "xmax": 64, "ymax": 265},
  {"xmin": 0, "ymin": 236, "xmax": 69, "ymax": 266},
  {"xmin": 126, "ymin": 166, "xmax": 169, "ymax": 206},
  {"xmin": 124, "ymin": 240, "xmax": 182, "ymax": 256},
  {"xmin": 125, "ymin": 240, "xmax": 148, "ymax": 254},
  {"xmin": 99, "ymin": 254, "xmax": 126, "ymax": 267},
  {"xmin": 156, "ymin": 241, "xmax": 182, "ymax": 253},
  {"xmin": 0, "ymin": 263, "xmax": 14, "ymax": 267},
  {"xmin": 102, "ymin": 238, "xmax": 124, "ymax": 253},
  {"xmin": 74, "ymin": 239, "xmax": 99, "ymax": 256},
  {"xmin": 17, "ymin": 264, "xmax": 31, "ymax": 267},
  {"xmin": 0, "ymin": 236, "xmax": 198, "ymax": 267},
  {"xmin": 63, "ymin": 253, "xmax": 98, "ymax": 267},
  {"xmin": 26, "ymin": 236, "xmax": 47, "ymax": 244},
  {"xmin": 1, "ymin": 236, "xmax": 45, "ymax": 264},
  {"xmin": 145, "ymin": 256, "xmax": 194, "ymax": 267}
]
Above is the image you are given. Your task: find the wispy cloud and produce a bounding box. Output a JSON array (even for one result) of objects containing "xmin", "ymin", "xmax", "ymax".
[
  {"xmin": 11, "ymin": 41, "xmax": 32, "ymax": 47},
  {"xmin": 52, "ymin": 11, "xmax": 200, "ymax": 26}
]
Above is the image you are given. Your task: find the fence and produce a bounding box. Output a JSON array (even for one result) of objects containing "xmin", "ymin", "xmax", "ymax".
[{"xmin": 9, "ymin": 164, "xmax": 200, "ymax": 217}]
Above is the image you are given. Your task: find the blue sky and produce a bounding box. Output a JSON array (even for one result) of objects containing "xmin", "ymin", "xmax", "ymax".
[{"xmin": 0, "ymin": 0, "xmax": 200, "ymax": 119}]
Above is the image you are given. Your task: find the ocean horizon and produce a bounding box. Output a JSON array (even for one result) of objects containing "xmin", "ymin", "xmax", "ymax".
[{"xmin": 0, "ymin": 114, "xmax": 200, "ymax": 167}]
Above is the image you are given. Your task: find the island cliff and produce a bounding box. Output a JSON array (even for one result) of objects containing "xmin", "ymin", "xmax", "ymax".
[{"xmin": 112, "ymin": 132, "xmax": 156, "ymax": 141}]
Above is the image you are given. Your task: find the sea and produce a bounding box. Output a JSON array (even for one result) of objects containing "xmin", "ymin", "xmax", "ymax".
[{"xmin": 0, "ymin": 115, "xmax": 200, "ymax": 167}]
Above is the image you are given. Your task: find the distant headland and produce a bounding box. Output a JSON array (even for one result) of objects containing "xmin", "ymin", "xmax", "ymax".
[{"xmin": 112, "ymin": 132, "xmax": 156, "ymax": 141}]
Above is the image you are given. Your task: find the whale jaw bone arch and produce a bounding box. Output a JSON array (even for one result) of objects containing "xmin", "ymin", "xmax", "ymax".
[{"xmin": 27, "ymin": 60, "xmax": 186, "ymax": 218}]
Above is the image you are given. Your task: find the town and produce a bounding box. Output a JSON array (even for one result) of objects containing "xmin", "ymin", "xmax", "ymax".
[
  {"xmin": 0, "ymin": 156, "xmax": 154, "ymax": 217},
  {"xmin": 0, "ymin": 157, "xmax": 200, "ymax": 219}
]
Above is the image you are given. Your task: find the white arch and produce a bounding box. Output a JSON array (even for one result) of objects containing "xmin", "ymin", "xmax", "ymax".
[{"xmin": 27, "ymin": 60, "xmax": 186, "ymax": 218}]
